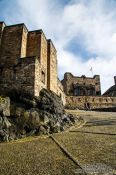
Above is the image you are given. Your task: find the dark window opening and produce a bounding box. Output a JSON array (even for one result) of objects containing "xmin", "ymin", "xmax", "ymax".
[
  {"xmin": 41, "ymin": 71, "xmax": 45, "ymax": 84},
  {"xmin": 96, "ymin": 91, "xmax": 100, "ymax": 95},
  {"xmin": 0, "ymin": 68, "xmax": 3, "ymax": 76}
]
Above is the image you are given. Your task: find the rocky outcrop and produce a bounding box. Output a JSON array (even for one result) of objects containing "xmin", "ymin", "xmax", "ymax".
[{"xmin": 0, "ymin": 89, "xmax": 79, "ymax": 142}]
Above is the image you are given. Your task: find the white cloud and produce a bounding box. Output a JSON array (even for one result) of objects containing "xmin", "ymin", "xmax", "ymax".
[{"xmin": 5, "ymin": 0, "xmax": 116, "ymax": 93}]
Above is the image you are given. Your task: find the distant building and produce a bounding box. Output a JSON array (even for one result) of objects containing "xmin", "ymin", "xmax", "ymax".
[{"xmin": 61, "ymin": 73, "xmax": 101, "ymax": 96}]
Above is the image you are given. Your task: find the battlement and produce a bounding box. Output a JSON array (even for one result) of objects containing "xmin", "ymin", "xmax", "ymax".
[
  {"xmin": 66, "ymin": 96, "xmax": 116, "ymax": 110},
  {"xmin": 64, "ymin": 72, "xmax": 100, "ymax": 80}
]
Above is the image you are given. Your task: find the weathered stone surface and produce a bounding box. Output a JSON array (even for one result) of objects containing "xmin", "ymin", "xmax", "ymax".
[
  {"xmin": 66, "ymin": 96, "xmax": 116, "ymax": 110},
  {"xmin": 38, "ymin": 89, "xmax": 64, "ymax": 115},
  {"xmin": 0, "ymin": 89, "xmax": 79, "ymax": 142},
  {"xmin": 47, "ymin": 40, "xmax": 57, "ymax": 94},
  {"xmin": 0, "ymin": 96, "xmax": 10, "ymax": 116},
  {"xmin": 61, "ymin": 73, "xmax": 101, "ymax": 96},
  {"xmin": 0, "ymin": 21, "xmax": 65, "ymax": 103}
]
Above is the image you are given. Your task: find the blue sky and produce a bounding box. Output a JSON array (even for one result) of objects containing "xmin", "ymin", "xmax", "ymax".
[{"xmin": 0, "ymin": 0, "xmax": 116, "ymax": 93}]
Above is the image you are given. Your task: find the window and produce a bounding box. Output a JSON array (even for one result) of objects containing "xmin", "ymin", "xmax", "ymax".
[
  {"xmin": 41, "ymin": 71, "xmax": 45, "ymax": 84},
  {"xmin": 74, "ymin": 87, "xmax": 80, "ymax": 96},
  {"xmin": 0, "ymin": 68, "xmax": 3, "ymax": 76}
]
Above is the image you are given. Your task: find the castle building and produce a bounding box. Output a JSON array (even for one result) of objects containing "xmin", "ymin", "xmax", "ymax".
[
  {"xmin": 61, "ymin": 73, "xmax": 101, "ymax": 96},
  {"xmin": 62, "ymin": 73, "xmax": 116, "ymax": 110},
  {"xmin": 0, "ymin": 21, "xmax": 116, "ymax": 110},
  {"xmin": 0, "ymin": 22, "xmax": 65, "ymax": 104}
]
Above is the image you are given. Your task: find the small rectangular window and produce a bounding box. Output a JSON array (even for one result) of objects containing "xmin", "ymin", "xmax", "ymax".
[
  {"xmin": 0, "ymin": 68, "xmax": 3, "ymax": 76},
  {"xmin": 41, "ymin": 71, "xmax": 45, "ymax": 84}
]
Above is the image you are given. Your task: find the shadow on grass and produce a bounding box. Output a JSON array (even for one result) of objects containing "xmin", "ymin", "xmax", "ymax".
[
  {"xmin": 70, "ymin": 130, "xmax": 116, "ymax": 136},
  {"xmin": 85, "ymin": 119, "xmax": 116, "ymax": 127}
]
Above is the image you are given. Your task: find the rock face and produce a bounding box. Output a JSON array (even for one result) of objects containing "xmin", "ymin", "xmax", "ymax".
[
  {"xmin": 0, "ymin": 89, "xmax": 79, "ymax": 142},
  {"xmin": 0, "ymin": 96, "xmax": 10, "ymax": 116}
]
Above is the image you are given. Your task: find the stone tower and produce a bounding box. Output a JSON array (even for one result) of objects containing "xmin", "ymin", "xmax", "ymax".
[{"xmin": 0, "ymin": 22, "xmax": 65, "ymax": 103}]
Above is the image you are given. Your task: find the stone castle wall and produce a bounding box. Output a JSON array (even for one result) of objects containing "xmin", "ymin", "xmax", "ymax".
[
  {"xmin": 26, "ymin": 30, "xmax": 48, "ymax": 90},
  {"xmin": 61, "ymin": 73, "xmax": 101, "ymax": 96},
  {"xmin": 0, "ymin": 56, "xmax": 37, "ymax": 96},
  {"xmin": 21, "ymin": 25, "xmax": 28, "ymax": 58},
  {"xmin": 57, "ymin": 79, "xmax": 66, "ymax": 105},
  {"xmin": 66, "ymin": 96, "xmax": 116, "ymax": 109},
  {"xmin": 47, "ymin": 40, "xmax": 57, "ymax": 94},
  {"xmin": 0, "ymin": 22, "xmax": 64, "ymax": 99},
  {"xmin": 0, "ymin": 23, "xmax": 28, "ymax": 66}
]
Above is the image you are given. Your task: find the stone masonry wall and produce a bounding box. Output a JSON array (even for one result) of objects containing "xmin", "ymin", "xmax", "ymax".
[
  {"xmin": 0, "ymin": 22, "xmax": 65, "ymax": 103},
  {"xmin": 26, "ymin": 31, "xmax": 41, "ymax": 58},
  {"xmin": 0, "ymin": 57, "xmax": 36, "ymax": 96},
  {"xmin": 40, "ymin": 32, "xmax": 47, "ymax": 88},
  {"xmin": 47, "ymin": 40, "xmax": 58, "ymax": 94},
  {"xmin": 21, "ymin": 25, "xmax": 28, "ymax": 58},
  {"xmin": 26, "ymin": 30, "xmax": 47, "ymax": 89},
  {"xmin": 61, "ymin": 73, "xmax": 101, "ymax": 96},
  {"xmin": 66, "ymin": 96, "xmax": 116, "ymax": 109},
  {"xmin": 57, "ymin": 79, "xmax": 66, "ymax": 105},
  {"xmin": 35, "ymin": 59, "xmax": 47, "ymax": 96},
  {"xmin": 14, "ymin": 57, "xmax": 36, "ymax": 95},
  {"xmin": 0, "ymin": 24, "xmax": 25, "ymax": 66}
]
